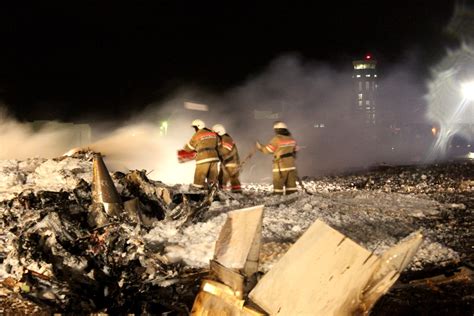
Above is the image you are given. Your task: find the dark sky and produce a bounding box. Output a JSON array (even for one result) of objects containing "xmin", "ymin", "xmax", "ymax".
[{"xmin": 0, "ymin": 0, "xmax": 457, "ymax": 121}]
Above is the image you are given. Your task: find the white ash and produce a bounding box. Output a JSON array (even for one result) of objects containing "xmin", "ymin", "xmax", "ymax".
[{"xmin": 0, "ymin": 157, "xmax": 92, "ymax": 201}]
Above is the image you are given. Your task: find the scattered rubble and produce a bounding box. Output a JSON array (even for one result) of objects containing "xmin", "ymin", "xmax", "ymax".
[{"xmin": 0, "ymin": 153, "xmax": 472, "ymax": 314}]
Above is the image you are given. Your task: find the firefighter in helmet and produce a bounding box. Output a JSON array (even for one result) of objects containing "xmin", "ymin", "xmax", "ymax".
[
  {"xmin": 256, "ymin": 121, "xmax": 298, "ymax": 195},
  {"xmin": 182, "ymin": 119, "xmax": 220, "ymax": 189},
  {"xmin": 212, "ymin": 124, "xmax": 242, "ymax": 193}
]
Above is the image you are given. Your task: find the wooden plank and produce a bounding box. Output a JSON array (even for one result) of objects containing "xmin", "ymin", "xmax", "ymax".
[
  {"xmin": 210, "ymin": 260, "xmax": 245, "ymax": 298},
  {"xmin": 249, "ymin": 219, "xmax": 381, "ymax": 315},
  {"xmin": 249, "ymin": 220, "xmax": 423, "ymax": 315},
  {"xmin": 214, "ymin": 205, "xmax": 264, "ymax": 274}
]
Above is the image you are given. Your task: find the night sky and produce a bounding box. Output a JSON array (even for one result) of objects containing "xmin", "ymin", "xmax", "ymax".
[{"xmin": 0, "ymin": 1, "xmax": 458, "ymax": 121}]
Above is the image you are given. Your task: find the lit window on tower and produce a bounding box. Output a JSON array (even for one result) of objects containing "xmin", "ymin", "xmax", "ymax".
[{"xmin": 354, "ymin": 63, "xmax": 376, "ymax": 70}]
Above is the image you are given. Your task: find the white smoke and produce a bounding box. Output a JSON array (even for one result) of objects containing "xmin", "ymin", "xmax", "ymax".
[
  {"xmin": 86, "ymin": 54, "xmax": 433, "ymax": 183},
  {"xmin": 5, "ymin": 42, "xmax": 462, "ymax": 183},
  {"xmin": 0, "ymin": 107, "xmax": 89, "ymax": 160},
  {"xmin": 425, "ymin": 4, "xmax": 474, "ymax": 160},
  {"xmin": 0, "ymin": 54, "xmax": 449, "ymax": 184}
]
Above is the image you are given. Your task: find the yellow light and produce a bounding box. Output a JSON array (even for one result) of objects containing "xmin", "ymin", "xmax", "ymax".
[{"xmin": 431, "ymin": 127, "xmax": 437, "ymax": 136}]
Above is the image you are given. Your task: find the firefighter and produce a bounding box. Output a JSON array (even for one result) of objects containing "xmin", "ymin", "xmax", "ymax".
[
  {"xmin": 182, "ymin": 119, "xmax": 220, "ymax": 190},
  {"xmin": 212, "ymin": 124, "xmax": 242, "ymax": 193},
  {"xmin": 256, "ymin": 121, "xmax": 298, "ymax": 195}
]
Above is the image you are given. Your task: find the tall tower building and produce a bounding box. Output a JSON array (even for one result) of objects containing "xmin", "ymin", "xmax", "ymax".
[{"xmin": 352, "ymin": 55, "xmax": 378, "ymax": 125}]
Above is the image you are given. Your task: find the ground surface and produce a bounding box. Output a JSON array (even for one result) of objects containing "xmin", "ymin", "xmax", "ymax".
[{"xmin": 0, "ymin": 155, "xmax": 473, "ymax": 314}]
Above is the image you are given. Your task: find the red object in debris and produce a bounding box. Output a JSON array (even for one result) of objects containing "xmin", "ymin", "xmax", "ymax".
[{"xmin": 178, "ymin": 149, "xmax": 196, "ymax": 163}]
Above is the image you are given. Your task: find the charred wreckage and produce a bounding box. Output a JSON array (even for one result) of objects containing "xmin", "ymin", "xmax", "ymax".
[{"xmin": 0, "ymin": 151, "xmax": 473, "ymax": 315}]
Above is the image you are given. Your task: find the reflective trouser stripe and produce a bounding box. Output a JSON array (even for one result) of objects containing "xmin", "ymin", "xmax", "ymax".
[
  {"xmin": 272, "ymin": 167, "xmax": 296, "ymax": 172},
  {"xmin": 221, "ymin": 185, "xmax": 241, "ymax": 190},
  {"xmin": 224, "ymin": 163, "xmax": 238, "ymax": 167},
  {"xmin": 194, "ymin": 162, "xmax": 219, "ymax": 187},
  {"xmin": 196, "ymin": 157, "xmax": 220, "ymax": 164},
  {"xmin": 273, "ymin": 169, "xmax": 298, "ymax": 195},
  {"xmin": 219, "ymin": 165, "xmax": 241, "ymax": 191}
]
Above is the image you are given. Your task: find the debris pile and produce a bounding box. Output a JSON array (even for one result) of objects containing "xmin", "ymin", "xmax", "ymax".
[
  {"xmin": 304, "ymin": 161, "xmax": 474, "ymax": 194},
  {"xmin": 0, "ymin": 153, "xmax": 472, "ymax": 314},
  {"xmin": 191, "ymin": 205, "xmax": 423, "ymax": 316},
  {"xmin": 0, "ymin": 152, "xmax": 211, "ymax": 313}
]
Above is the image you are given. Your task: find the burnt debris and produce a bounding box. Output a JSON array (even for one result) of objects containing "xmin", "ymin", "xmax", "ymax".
[
  {"xmin": 0, "ymin": 152, "xmax": 473, "ymax": 314},
  {"xmin": 0, "ymin": 152, "xmax": 212, "ymax": 314}
]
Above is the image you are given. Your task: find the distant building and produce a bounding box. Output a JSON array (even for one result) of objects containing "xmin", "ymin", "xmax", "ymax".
[{"xmin": 352, "ymin": 56, "xmax": 378, "ymax": 126}]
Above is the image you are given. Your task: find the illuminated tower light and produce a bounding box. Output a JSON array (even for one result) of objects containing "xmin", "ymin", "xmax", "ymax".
[{"xmin": 352, "ymin": 55, "xmax": 378, "ymax": 126}]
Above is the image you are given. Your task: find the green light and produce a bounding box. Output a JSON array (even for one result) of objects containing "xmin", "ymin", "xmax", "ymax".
[{"xmin": 159, "ymin": 121, "xmax": 169, "ymax": 136}]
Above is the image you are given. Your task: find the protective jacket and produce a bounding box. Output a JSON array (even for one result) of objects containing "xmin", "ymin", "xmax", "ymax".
[
  {"xmin": 259, "ymin": 134, "xmax": 297, "ymax": 173},
  {"xmin": 184, "ymin": 128, "xmax": 219, "ymax": 164},
  {"xmin": 217, "ymin": 134, "xmax": 240, "ymax": 167},
  {"xmin": 258, "ymin": 134, "xmax": 298, "ymax": 194},
  {"xmin": 217, "ymin": 133, "xmax": 241, "ymax": 192}
]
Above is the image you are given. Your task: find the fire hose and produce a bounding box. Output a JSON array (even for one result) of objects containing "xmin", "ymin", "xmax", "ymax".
[
  {"xmin": 229, "ymin": 147, "xmax": 257, "ymax": 177},
  {"xmin": 296, "ymin": 171, "xmax": 313, "ymax": 195}
]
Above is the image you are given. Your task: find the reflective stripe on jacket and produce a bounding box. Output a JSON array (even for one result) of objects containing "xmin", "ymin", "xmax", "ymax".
[
  {"xmin": 184, "ymin": 128, "xmax": 219, "ymax": 164},
  {"xmin": 217, "ymin": 134, "xmax": 240, "ymax": 166},
  {"xmin": 259, "ymin": 135, "xmax": 297, "ymax": 172}
]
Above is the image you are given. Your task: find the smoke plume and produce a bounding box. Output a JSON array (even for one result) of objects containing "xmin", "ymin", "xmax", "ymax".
[
  {"xmin": 0, "ymin": 107, "xmax": 88, "ymax": 160},
  {"xmin": 425, "ymin": 3, "xmax": 474, "ymax": 160},
  {"xmin": 83, "ymin": 54, "xmax": 434, "ymax": 183},
  {"xmin": 2, "ymin": 47, "xmax": 466, "ymax": 183},
  {"xmin": 0, "ymin": 52, "xmax": 437, "ymax": 184}
]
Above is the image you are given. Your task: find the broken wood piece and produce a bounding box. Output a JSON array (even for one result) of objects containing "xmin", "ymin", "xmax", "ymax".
[
  {"xmin": 191, "ymin": 279, "xmax": 266, "ymax": 316},
  {"xmin": 191, "ymin": 205, "xmax": 265, "ymax": 315},
  {"xmin": 209, "ymin": 260, "xmax": 245, "ymax": 299},
  {"xmin": 248, "ymin": 219, "xmax": 423, "ymax": 316},
  {"xmin": 213, "ymin": 205, "xmax": 264, "ymax": 277}
]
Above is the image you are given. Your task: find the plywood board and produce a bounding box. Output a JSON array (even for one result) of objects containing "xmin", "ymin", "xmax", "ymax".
[
  {"xmin": 214, "ymin": 205, "xmax": 264, "ymax": 273},
  {"xmin": 249, "ymin": 219, "xmax": 380, "ymax": 315}
]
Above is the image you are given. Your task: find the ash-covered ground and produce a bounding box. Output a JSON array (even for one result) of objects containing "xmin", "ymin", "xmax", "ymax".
[{"xmin": 0, "ymin": 153, "xmax": 473, "ymax": 315}]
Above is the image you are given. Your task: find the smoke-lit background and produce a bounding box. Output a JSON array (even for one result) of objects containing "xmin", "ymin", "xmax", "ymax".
[
  {"xmin": 0, "ymin": 54, "xmax": 448, "ymax": 183},
  {"xmin": 0, "ymin": 1, "xmax": 472, "ymax": 184}
]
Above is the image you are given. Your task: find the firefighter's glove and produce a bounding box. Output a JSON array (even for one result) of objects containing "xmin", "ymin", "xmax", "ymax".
[{"xmin": 256, "ymin": 141, "xmax": 263, "ymax": 150}]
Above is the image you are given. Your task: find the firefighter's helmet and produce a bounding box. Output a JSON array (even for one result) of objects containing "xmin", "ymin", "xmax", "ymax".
[
  {"xmin": 191, "ymin": 119, "xmax": 205, "ymax": 129},
  {"xmin": 212, "ymin": 124, "xmax": 226, "ymax": 136},
  {"xmin": 273, "ymin": 121, "xmax": 288, "ymax": 129}
]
